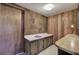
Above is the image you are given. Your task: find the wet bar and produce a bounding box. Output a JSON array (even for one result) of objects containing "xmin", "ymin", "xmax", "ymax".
[{"xmin": 24, "ymin": 33, "xmax": 53, "ymax": 55}]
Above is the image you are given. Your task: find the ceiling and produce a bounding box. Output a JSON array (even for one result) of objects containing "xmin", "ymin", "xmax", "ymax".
[{"xmin": 17, "ymin": 3, "xmax": 78, "ymax": 17}]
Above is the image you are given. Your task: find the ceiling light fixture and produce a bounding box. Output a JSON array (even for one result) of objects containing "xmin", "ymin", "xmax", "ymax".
[{"xmin": 43, "ymin": 4, "xmax": 55, "ymax": 11}]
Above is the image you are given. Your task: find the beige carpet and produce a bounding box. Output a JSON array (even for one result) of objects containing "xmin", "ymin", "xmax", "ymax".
[{"xmin": 38, "ymin": 45, "xmax": 58, "ymax": 55}]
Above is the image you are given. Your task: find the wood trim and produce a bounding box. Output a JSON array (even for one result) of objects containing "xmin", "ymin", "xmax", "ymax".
[
  {"xmin": 2, "ymin": 3, "xmax": 47, "ymax": 17},
  {"xmin": 21, "ymin": 10, "xmax": 25, "ymax": 52},
  {"xmin": 1, "ymin": 3, "xmax": 25, "ymax": 11}
]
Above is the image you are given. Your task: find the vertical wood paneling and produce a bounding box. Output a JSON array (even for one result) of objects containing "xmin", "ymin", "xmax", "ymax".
[
  {"xmin": 48, "ymin": 16, "xmax": 55, "ymax": 43},
  {"xmin": 24, "ymin": 10, "xmax": 47, "ymax": 35},
  {"xmin": 68, "ymin": 11, "xmax": 74, "ymax": 33},
  {"xmin": 48, "ymin": 9, "xmax": 77, "ymax": 42},
  {"xmin": 62, "ymin": 12, "xmax": 70, "ymax": 35},
  {"xmin": 73, "ymin": 10, "xmax": 77, "ymax": 30},
  {"xmin": 77, "ymin": 10, "xmax": 79, "ymax": 35},
  {"xmin": 48, "ymin": 16, "xmax": 57, "ymax": 42},
  {"xmin": 76, "ymin": 4, "xmax": 79, "ymax": 34},
  {"xmin": 0, "ymin": 3, "xmax": 2, "ymax": 54},
  {"xmin": 0, "ymin": 4, "xmax": 23, "ymax": 54},
  {"xmin": 48, "ymin": 17, "xmax": 54, "ymax": 34},
  {"xmin": 53, "ymin": 16, "xmax": 58, "ymax": 42},
  {"xmin": 58, "ymin": 14, "xmax": 64, "ymax": 39},
  {"xmin": 48, "ymin": 16, "xmax": 58, "ymax": 42}
]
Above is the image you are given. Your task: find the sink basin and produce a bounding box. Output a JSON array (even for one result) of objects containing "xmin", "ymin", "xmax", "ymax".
[{"xmin": 34, "ymin": 35, "xmax": 42, "ymax": 38}]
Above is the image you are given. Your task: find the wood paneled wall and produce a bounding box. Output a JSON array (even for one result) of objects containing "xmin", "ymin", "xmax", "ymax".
[
  {"xmin": 48, "ymin": 9, "xmax": 77, "ymax": 42},
  {"xmin": 0, "ymin": 4, "xmax": 24, "ymax": 54},
  {"xmin": 77, "ymin": 10, "xmax": 79, "ymax": 35},
  {"xmin": 77, "ymin": 3, "xmax": 79, "ymax": 35},
  {"xmin": 0, "ymin": 3, "xmax": 78, "ymax": 54},
  {"xmin": 24, "ymin": 10, "xmax": 47, "ymax": 35},
  {"xmin": 48, "ymin": 15, "xmax": 58, "ymax": 42},
  {"xmin": 0, "ymin": 3, "xmax": 47, "ymax": 55}
]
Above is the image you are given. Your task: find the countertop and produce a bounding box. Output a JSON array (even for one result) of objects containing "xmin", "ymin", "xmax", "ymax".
[
  {"xmin": 55, "ymin": 34, "xmax": 79, "ymax": 54},
  {"xmin": 24, "ymin": 33, "xmax": 53, "ymax": 42}
]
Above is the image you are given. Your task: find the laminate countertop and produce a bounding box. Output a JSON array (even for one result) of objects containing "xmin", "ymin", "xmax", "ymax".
[
  {"xmin": 55, "ymin": 34, "xmax": 79, "ymax": 55},
  {"xmin": 24, "ymin": 33, "xmax": 53, "ymax": 42}
]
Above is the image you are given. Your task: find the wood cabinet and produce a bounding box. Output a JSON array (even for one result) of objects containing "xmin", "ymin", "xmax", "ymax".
[
  {"xmin": 43, "ymin": 39, "xmax": 48, "ymax": 48},
  {"xmin": 0, "ymin": 4, "xmax": 24, "ymax": 54},
  {"xmin": 55, "ymin": 34, "xmax": 79, "ymax": 55},
  {"xmin": 43, "ymin": 37, "xmax": 53, "ymax": 48},
  {"xmin": 38, "ymin": 40, "xmax": 43, "ymax": 52},
  {"xmin": 25, "ymin": 36, "xmax": 53, "ymax": 55},
  {"xmin": 30, "ymin": 42, "xmax": 38, "ymax": 55}
]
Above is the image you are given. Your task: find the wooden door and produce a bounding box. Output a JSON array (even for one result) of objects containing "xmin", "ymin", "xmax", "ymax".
[{"xmin": 0, "ymin": 4, "xmax": 23, "ymax": 54}]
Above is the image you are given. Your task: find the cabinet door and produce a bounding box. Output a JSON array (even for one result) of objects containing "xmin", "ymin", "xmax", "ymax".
[
  {"xmin": 38, "ymin": 40, "xmax": 43, "ymax": 52},
  {"xmin": 0, "ymin": 4, "xmax": 23, "ymax": 54},
  {"xmin": 25, "ymin": 40, "xmax": 30, "ymax": 54},
  {"xmin": 47, "ymin": 38, "xmax": 49, "ymax": 46},
  {"xmin": 43, "ymin": 38, "xmax": 48, "ymax": 48},
  {"xmin": 31, "ymin": 42, "xmax": 38, "ymax": 55},
  {"xmin": 49, "ymin": 37, "xmax": 53, "ymax": 45}
]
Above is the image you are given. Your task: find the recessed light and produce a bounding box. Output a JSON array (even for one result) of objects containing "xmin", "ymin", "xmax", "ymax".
[{"xmin": 43, "ymin": 4, "xmax": 55, "ymax": 11}]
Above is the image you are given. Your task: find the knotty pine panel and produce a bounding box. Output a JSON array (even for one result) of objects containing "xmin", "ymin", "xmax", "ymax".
[{"xmin": 0, "ymin": 4, "xmax": 23, "ymax": 54}]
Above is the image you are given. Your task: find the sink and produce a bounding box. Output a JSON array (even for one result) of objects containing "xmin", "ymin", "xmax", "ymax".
[{"xmin": 34, "ymin": 35, "xmax": 41, "ymax": 37}]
